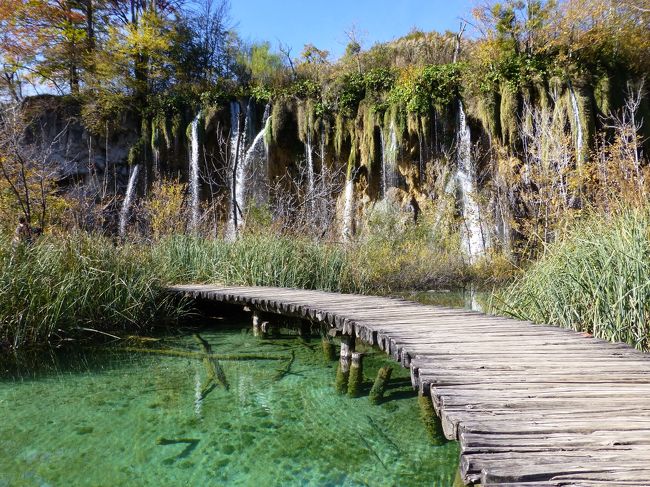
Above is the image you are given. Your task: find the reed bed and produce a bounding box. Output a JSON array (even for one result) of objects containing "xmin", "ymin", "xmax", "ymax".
[
  {"xmin": 0, "ymin": 233, "xmax": 183, "ymax": 349},
  {"xmin": 152, "ymin": 234, "xmax": 366, "ymax": 293},
  {"xmin": 495, "ymin": 208, "xmax": 650, "ymax": 350}
]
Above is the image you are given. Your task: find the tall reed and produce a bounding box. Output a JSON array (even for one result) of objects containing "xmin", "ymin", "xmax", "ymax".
[
  {"xmin": 495, "ymin": 208, "xmax": 650, "ymax": 350},
  {"xmin": 0, "ymin": 233, "xmax": 183, "ymax": 349},
  {"xmin": 152, "ymin": 234, "xmax": 366, "ymax": 293}
]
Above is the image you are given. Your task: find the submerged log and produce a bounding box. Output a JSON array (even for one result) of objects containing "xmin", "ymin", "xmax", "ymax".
[
  {"xmin": 418, "ymin": 391, "xmax": 445, "ymax": 445},
  {"xmin": 117, "ymin": 347, "xmax": 288, "ymax": 361},
  {"xmin": 275, "ymin": 351, "xmax": 296, "ymax": 381},
  {"xmin": 369, "ymin": 366, "xmax": 393, "ymax": 404},
  {"xmin": 193, "ymin": 334, "xmax": 229, "ymax": 391},
  {"xmin": 348, "ymin": 352, "xmax": 364, "ymax": 397}
]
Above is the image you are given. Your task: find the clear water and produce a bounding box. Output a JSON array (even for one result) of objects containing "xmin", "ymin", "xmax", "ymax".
[{"xmin": 0, "ymin": 322, "xmax": 459, "ymax": 486}]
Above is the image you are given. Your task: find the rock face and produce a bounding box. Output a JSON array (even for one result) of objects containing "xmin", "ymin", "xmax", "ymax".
[
  {"xmin": 22, "ymin": 95, "xmax": 139, "ymax": 187},
  {"xmin": 21, "ymin": 70, "xmax": 650, "ymax": 249}
]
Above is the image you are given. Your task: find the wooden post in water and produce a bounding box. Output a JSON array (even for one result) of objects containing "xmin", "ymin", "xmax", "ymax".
[
  {"xmin": 347, "ymin": 352, "xmax": 364, "ymax": 397},
  {"xmin": 252, "ymin": 312, "xmax": 262, "ymax": 337},
  {"xmin": 335, "ymin": 334, "xmax": 354, "ymax": 394},
  {"xmin": 418, "ymin": 389, "xmax": 445, "ymax": 445},
  {"xmin": 369, "ymin": 366, "xmax": 393, "ymax": 404},
  {"xmin": 321, "ymin": 337, "xmax": 337, "ymax": 361}
]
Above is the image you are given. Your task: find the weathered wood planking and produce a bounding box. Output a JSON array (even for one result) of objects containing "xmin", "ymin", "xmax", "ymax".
[{"xmin": 168, "ymin": 284, "xmax": 650, "ymax": 486}]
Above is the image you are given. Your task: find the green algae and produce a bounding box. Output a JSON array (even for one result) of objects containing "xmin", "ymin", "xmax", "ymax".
[{"xmin": 369, "ymin": 366, "xmax": 393, "ymax": 405}]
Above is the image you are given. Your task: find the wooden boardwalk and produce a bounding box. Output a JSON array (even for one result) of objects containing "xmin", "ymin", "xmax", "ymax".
[{"xmin": 169, "ymin": 284, "xmax": 650, "ymax": 486}]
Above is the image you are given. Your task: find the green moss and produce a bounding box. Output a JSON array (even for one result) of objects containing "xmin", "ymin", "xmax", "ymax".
[
  {"xmin": 334, "ymin": 114, "xmax": 354, "ymax": 159},
  {"xmin": 594, "ymin": 75, "xmax": 611, "ymax": 116},
  {"xmin": 271, "ymin": 99, "xmax": 292, "ymax": 143},
  {"xmin": 347, "ymin": 355, "xmax": 364, "ymax": 397},
  {"xmin": 418, "ymin": 392, "xmax": 445, "ymax": 445},
  {"xmin": 334, "ymin": 364, "xmax": 349, "ymax": 394},
  {"xmin": 150, "ymin": 119, "xmax": 159, "ymax": 151},
  {"xmin": 368, "ymin": 366, "xmax": 392, "ymax": 404},
  {"xmin": 321, "ymin": 338, "xmax": 337, "ymax": 361},
  {"xmin": 477, "ymin": 90, "xmax": 501, "ymax": 141},
  {"xmin": 347, "ymin": 134, "xmax": 357, "ymax": 180},
  {"xmin": 128, "ymin": 137, "xmax": 146, "ymax": 166},
  {"xmin": 297, "ymin": 99, "xmax": 312, "ymax": 143},
  {"xmin": 171, "ymin": 113, "xmax": 183, "ymax": 147},
  {"xmin": 358, "ymin": 101, "xmax": 377, "ymax": 169},
  {"xmin": 499, "ymin": 82, "xmax": 519, "ymax": 147}
]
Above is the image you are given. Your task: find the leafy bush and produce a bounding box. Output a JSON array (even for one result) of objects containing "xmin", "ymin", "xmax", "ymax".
[{"xmin": 390, "ymin": 63, "xmax": 462, "ymax": 114}]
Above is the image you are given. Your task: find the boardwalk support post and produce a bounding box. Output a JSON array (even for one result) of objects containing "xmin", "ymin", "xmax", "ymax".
[
  {"xmin": 322, "ymin": 336, "xmax": 337, "ymax": 361},
  {"xmin": 418, "ymin": 390, "xmax": 445, "ymax": 445},
  {"xmin": 348, "ymin": 352, "xmax": 364, "ymax": 397},
  {"xmin": 252, "ymin": 312, "xmax": 262, "ymax": 337},
  {"xmin": 335, "ymin": 334, "xmax": 354, "ymax": 394},
  {"xmin": 369, "ymin": 366, "xmax": 393, "ymax": 404}
]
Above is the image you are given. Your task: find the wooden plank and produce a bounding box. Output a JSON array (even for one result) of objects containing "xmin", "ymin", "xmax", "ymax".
[{"xmin": 167, "ymin": 285, "xmax": 650, "ymax": 486}]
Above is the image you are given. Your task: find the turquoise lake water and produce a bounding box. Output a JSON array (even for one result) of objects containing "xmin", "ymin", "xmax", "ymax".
[{"xmin": 0, "ymin": 321, "xmax": 459, "ymax": 486}]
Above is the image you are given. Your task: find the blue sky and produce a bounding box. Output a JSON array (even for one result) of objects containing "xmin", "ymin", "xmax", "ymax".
[{"xmin": 229, "ymin": 0, "xmax": 476, "ymax": 60}]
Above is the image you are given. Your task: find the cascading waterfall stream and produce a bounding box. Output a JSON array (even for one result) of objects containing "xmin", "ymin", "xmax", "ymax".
[
  {"xmin": 241, "ymin": 103, "xmax": 271, "ymax": 206},
  {"xmin": 568, "ymin": 81, "xmax": 584, "ymax": 165},
  {"xmin": 189, "ymin": 112, "xmax": 201, "ymax": 231},
  {"xmin": 227, "ymin": 101, "xmax": 243, "ymax": 239},
  {"xmin": 118, "ymin": 164, "xmax": 140, "ymax": 237},
  {"xmin": 228, "ymin": 101, "xmax": 269, "ymax": 239},
  {"xmin": 379, "ymin": 124, "xmax": 398, "ymax": 199},
  {"xmin": 457, "ymin": 101, "xmax": 487, "ymax": 263},
  {"xmin": 379, "ymin": 130, "xmax": 386, "ymax": 198},
  {"xmin": 341, "ymin": 176, "xmax": 355, "ymax": 243},
  {"xmin": 305, "ymin": 130, "xmax": 315, "ymax": 209}
]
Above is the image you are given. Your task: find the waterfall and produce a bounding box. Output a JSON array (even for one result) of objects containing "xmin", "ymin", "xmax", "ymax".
[
  {"xmin": 153, "ymin": 147, "xmax": 160, "ymax": 178},
  {"xmin": 118, "ymin": 164, "xmax": 140, "ymax": 237},
  {"xmin": 380, "ymin": 122, "xmax": 399, "ymax": 198},
  {"xmin": 305, "ymin": 130, "xmax": 315, "ymax": 208},
  {"xmin": 227, "ymin": 101, "xmax": 243, "ymax": 239},
  {"xmin": 568, "ymin": 82, "xmax": 584, "ymax": 164},
  {"xmin": 228, "ymin": 101, "xmax": 268, "ymax": 239},
  {"xmin": 189, "ymin": 111, "xmax": 201, "ymax": 231},
  {"xmin": 318, "ymin": 124, "xmax": 328, "ymax": 226},
  {"xmin": 242, "ymin": 103, "xmax": 271, "ymax": 206},
  {"xmin": 457, "ymin": 101, "xmax": 487, "ymax": 263},
  {"xmin": 342, "ymin": 177, "xmax": 354, "ymax": 242}
]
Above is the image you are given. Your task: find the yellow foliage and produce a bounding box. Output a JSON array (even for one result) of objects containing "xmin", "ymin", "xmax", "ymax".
[{"xmin": 144, "ymin": 179, "xmax": 187, "ymax": 240}]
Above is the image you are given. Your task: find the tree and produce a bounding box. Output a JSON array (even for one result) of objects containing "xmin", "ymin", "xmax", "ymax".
[
  {"xmin": 235, "ymin": 41, "xmax": 287, "ymax": 87},
  {"xmin": 0, "ymin": 104, "xmax": 65, "ymax": 230}
]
